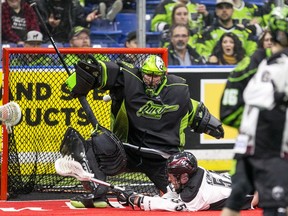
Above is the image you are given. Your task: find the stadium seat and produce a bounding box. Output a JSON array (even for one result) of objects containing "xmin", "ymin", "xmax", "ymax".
[
  {"xmin": 146, "ymin": 0, "xmax": 160, "ymax": 14},
  {"xmin": 90, "ymin": 30, "xmax": 123, "ymax": 47},
  {"xmin": 146, "ymin": 32, "xmax": 161, "ymax": 47},
  {"xmin": 115, "ymin": 13, "xmax": 160, "ymax": 47},
  {"xmin": 115, "ymin": 13, "xmax": 137, "ymax": 35},
  {"xmin": 89, "ymin": 18, "xmax": 122, "ymax": 47},
  {"xmin": 90, "ymin": 19, "xmax": 117, "ymax": 31}
]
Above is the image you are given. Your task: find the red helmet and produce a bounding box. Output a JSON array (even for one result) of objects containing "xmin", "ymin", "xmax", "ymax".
[{"xmin": 167, "ymin": 151, "xmax": 198, "ymax": 177}]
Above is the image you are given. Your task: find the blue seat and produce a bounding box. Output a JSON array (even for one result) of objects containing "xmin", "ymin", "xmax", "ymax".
[
  {"xmin": 90, "ymin": 19, "xmax": 117, "ymax": 31},
  {"xmin": 146, "ymin": 0, "xmax": 160, "ymax": 14},
  {"xmin": 116, "ymin": 13, "xmax": 160, "ymax": 46},
  {"xmin": 115, "ymin": 13, "xmax": 137, "ymax": 35},
  {"xmin": 146, "ymin": 31, "xmax": 161, "ymax": 47},
  {"xmin": 89, "ymin": 18, "xmax": 123, "ymax": 47},
  {"xmin": 90, "ymin": 30, "xmax": 123, "ymax": 47}
]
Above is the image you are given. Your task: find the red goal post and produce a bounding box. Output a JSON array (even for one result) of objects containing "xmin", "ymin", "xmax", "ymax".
[{"xmin": 0, "ymin": 47, "xmax": 168, "ymax": 200}]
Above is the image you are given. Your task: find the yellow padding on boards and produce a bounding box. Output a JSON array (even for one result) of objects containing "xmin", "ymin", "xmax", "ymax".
[{"xmin": 198, "ymin": 159, "xmax": 233, "ymax": 172}]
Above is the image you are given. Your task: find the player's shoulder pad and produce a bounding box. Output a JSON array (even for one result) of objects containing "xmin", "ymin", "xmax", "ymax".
[
  {"xmin": 166, "ymin": 74, "xmax": 187, "ymax": 84},
  {"xmin": 117, "ymin": 61, "xmax": 135, "ymax": 69}
]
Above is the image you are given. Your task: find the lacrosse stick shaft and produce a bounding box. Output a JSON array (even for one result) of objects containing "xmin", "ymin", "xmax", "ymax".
[
  {"xmin": 29, "ymin": 1, "xmax": 99, "ymax": 127},
  {"xmin": 123, "ymin": 142, "xmax": 171, "ymax": 159},
  {"xmin": 89, "ymin": 177, "xmax": 125, "ymax": 191}
]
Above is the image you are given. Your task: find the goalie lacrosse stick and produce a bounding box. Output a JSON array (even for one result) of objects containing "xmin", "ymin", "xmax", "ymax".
[
  {"xmin": 123, "ymin": 142, "xmax": 171, "ymax": 159},
  {"xmin": 55, "ymin": 156, "xmax": 126, "ymax": 191},
  {"xmin": 0, "ymin": 102, "xmax": 22, "ymax": 133}
]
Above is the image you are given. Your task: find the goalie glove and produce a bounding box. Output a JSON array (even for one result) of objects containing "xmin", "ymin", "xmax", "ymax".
[
  {"xmin": 65, "ymin": 54, "xmax": 103, "ymax": 98},
  {"xmin": 191, "ymin": 102, "xmax": 224, "ymax": 139}
]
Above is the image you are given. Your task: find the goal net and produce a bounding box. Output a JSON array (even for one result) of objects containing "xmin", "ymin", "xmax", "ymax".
[{"xmin": 0, "ymin": 47, "xmax": 168, "ymax": 200}]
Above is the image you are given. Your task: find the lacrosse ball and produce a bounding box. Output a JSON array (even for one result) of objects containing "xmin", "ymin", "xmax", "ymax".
[{"xmin": 103, "ymin": 94, "xmax": 111, "ymax": 102}]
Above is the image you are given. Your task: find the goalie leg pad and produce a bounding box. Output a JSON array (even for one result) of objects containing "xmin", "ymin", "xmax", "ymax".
[
  {"xmin": 91, "ymin": 126, "xmax": 127, "ymax": 176},
  {"xmin": 60, "ymin": 127, "xmax": 88, "ymax": 161},
  {"xmin": 60, "ymin": 127, "xmax": 99, "ymax": 193}
]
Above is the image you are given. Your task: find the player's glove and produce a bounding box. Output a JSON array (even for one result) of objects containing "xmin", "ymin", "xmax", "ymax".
[
  {"xmin": 272, "ymin": 80, "xmax": 288, "ymax": 107},
  {"xmin": 65, "ymin": 55, "xmax": 102, "ymax": 98},
  {"xmin": 117, "ymin": 187, "xmax": 138, "ymax": 209}
]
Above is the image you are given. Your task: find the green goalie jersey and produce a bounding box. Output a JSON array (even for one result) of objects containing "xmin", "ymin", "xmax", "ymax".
[{"xmin": 220, "ymin": 48, "xmax": 271, "ymax": 128}]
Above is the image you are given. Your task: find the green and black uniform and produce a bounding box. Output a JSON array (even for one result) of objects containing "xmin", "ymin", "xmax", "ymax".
[
  {"xmin": 220, "ymin": 48, "xmax": 272, "ymax": 128},
  {"xmin": 97, "ymin": 61, "xmax": 204, "ymax": 192},
  {"xmin": 65, "ymin": 55, "xmax": 224, "ymax": 207},
  {"xmin": 219, "ymin": 48, "xmax": 272, "ymax": 211}
]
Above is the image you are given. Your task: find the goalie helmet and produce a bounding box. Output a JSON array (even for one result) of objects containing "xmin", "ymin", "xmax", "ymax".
[
  {"xmin": 140, "ymin": 55, "xmax": 167, "ymax": 97},
  {"xmin": 167, "ymin": 152, "xmax": 198, "ymax": 178},
  {"xmin": 269, "ymin": 7, "xmax": 288, "ymax": 46},
  {"xmin": 140, "ymin": 55, "xmax": 167, "ymax": 76}
]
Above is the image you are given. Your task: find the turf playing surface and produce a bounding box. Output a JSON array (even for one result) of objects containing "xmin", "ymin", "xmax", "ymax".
[{"xmin": 0, "ymin": 200, "xmax": 263, "ymax": 216}]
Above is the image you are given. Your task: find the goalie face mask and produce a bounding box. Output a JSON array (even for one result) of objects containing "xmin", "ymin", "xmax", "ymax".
[{"xmin": 140, "ymin": 55, "xmax": 167, "ymax": 97}]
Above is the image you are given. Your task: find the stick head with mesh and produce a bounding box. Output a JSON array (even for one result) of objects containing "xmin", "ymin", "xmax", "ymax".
[
  {"xmin": 0, "ymin": 102, "xmax": 22, "ymax": 133},
  {"xmin": 55, "ymin": 156, "xmax": 94, "ymax": 181}
]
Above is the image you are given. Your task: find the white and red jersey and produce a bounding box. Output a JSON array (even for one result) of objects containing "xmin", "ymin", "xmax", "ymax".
[{"xmin": 140, "ymin": 167, "xmax": 232, "ymax": 212}]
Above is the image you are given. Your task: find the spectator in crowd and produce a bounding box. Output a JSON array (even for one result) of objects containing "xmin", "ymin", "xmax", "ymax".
[
  {"xmin": 196, "ymin": 0, "xmax": 257, "ymax": 61},
  {"xmin": 167, "ymin": 24, "xmax": 205, "ymax": 66},
  {"xmin": 208, "ymin": 32, "xmax": 246, "ymax": 65},
  {"xmin": 221, "ymin": 7, "xmax": 288, "ymax": 216},
  {"xmin": 107, "ymin": 30, "xmax": 143, "ymax": 67},
  {"xmin": 231, "ymin": 0, "xmax": 263, "ymax": 37},
  {"xmin": 64, "ymin": 26, "xmax": 109, "ymax": 66},
  {"xmin": 116, "ymin": 31, "xmax": 141, "ymax": 65},
  {"xmin": 68, "ymin": 26, "xmax": 91, "ymax": 48},
  {"xmin": 151, "ymin": 0, "xmax": 213, "ymax": 34},
  {"xmin": 23, "ymin": 30, "xmax": 43, "ymax": 47},
  {"xmin": 124, "ymin": 30, "xmax": 137, "ymax": 48},
  {"xmin": 117, "ymin": 151, "xmax": 257, "ymax": 212},
  {"xmin": 262, "ymin": 0, "xmax": 288, "ymax": 27},
  {"xmin": 36, "ymin": 0, "xmax": 100, "ymax": 44},
  {"xmin": 2, "ymin": 0, "xmax": 40, "ymax": 46},
  {"xmin": 80, "ymin": 0, "xmax": 123, "ymax": 21},
  {"xmin": 160, "ymin": 3, "xmax": 199, "ymax": 49},
  {"xmin": 257, "ymin": 29, "xmax": 273, "ymax": 49},
  {"xmin": 11, "ymin": 30, "xmax": 57, "ymax": 66}
]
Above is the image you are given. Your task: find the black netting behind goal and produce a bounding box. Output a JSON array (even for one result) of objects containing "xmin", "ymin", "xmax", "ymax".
[{"xmin": 2, "ymin": 48, "xmax": 167, "ymax": 200}]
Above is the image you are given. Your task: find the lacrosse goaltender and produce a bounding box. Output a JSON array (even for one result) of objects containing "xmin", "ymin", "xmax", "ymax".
[{"xmin": 60, "ymin": 54, "xmax": 224, "ymax": 208}]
